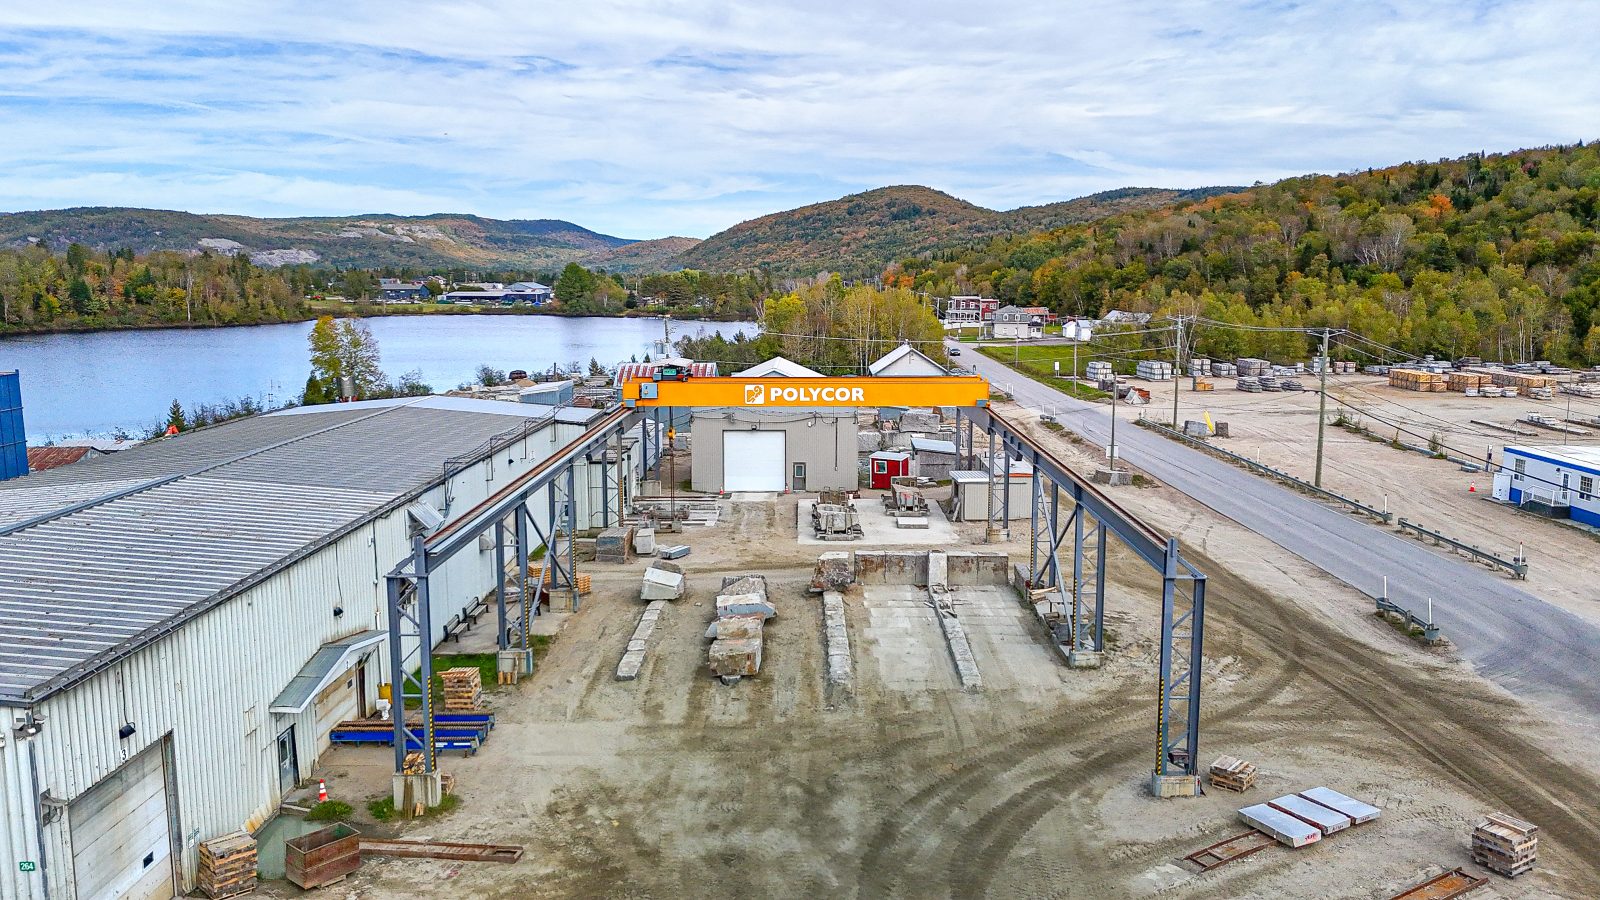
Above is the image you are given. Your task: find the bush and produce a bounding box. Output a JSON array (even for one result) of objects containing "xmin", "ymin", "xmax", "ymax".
[{"xmin": 306, "ymin": 800, "xmax": 352, "ymax": 822}]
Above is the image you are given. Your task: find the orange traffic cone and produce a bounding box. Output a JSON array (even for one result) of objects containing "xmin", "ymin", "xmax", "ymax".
[
  {"xmin": 317, "ymin": 779, "xmax": 328, "ymax": 802},
  {"xmin": 1468, "ymin": 481, "xmax": 1477, "ymax": 493}
]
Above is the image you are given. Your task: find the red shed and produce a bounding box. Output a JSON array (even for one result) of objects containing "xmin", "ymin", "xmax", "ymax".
[{"xmin": 869, "ymin": 451, "xmax": 912, "ymax": 490}]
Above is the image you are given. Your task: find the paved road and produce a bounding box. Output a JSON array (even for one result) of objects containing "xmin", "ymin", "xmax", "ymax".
[{"xmin": 961, "ymin": 345, "xmax": 1600, "ymax": 721}]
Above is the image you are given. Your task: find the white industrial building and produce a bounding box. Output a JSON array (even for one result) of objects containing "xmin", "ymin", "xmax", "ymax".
[
  {"xmin": 0, "ymin": 396, "xmax": 632, "ymax": 899},
  {"xmin": 1494, "ymin": 444, "xmax": 1600, "ymax": 526},
  {"xmin": 949, "ymin": 459, "xmax": 1035, "ymax": 521},
  {"xmin": 690, "ymin": 409, "xmax": 858, "ymax": 493},
  {"xmin": 867, "ymin": 344, "xmax": 948, "ymax": 377}
]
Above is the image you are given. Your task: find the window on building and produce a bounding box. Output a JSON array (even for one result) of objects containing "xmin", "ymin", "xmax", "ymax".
[
  {"xmin": 873, "ymin": 460, "xmax": 887, "ymax": 474},
  {"xmin": 1513, "ymin": 458, "xmax": 1525, "ymax": 478},
  {"xmin": 1581, "ymin": 475, "xmax": 1595, "ymax": 498}
]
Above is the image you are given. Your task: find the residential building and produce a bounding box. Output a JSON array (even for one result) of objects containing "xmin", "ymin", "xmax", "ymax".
[
  {"xmin": 1020, "ymin": 305, "xmax": 1058, "ymax": 324},
  {"xmin": 733, "ymin": 356, "xmax": 824, "ymax": 378},
  {"xmin": 991, "ymin": 305, "xmax": 1043, "ymax": 340},
  {"xmin": 944, "ymin": 296, "xmax": 998, "ymax": 324},
  {"xmin": 0, "ymin": 397, "xmax": 632, "ymax": 899},
  {"xmin": 868, "ymin": 344, "xmax": 948, "ymax": 377}
]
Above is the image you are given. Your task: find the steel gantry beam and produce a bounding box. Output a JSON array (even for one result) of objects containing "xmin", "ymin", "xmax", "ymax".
[
  {"xmin": 385, "ymin": 407, "xmax": 641, "ymax": 807},
  {"xmin": 969, "ymin": 406, "xmax": 1208, "ymax": 794}
]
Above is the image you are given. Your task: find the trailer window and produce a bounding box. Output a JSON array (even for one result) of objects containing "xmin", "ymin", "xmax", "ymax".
[
  {"xmin": 1512, "ymin": 458, "xmax": 1525, "ymax": 478},
  {"xmin": 1582, "ymin": 475, "xmax": 1595, "ymax": 498}
]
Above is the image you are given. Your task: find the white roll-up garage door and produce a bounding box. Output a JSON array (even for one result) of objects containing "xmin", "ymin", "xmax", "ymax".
[
  {"xmin": 723, "ymin": 431, "xmax": 785, "ymax": 492},
  {"xmin": 70, "ymin": 743, "xmax": 175, "ymax": 900}
]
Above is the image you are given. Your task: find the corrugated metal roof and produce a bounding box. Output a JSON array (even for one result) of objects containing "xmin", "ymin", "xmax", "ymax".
[{"xmin": 0, "ymin": 399, "xmax": 562, "ymax": 703}]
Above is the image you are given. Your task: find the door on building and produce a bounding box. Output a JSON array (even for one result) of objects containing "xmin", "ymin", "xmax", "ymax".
[
  {"xmin": 792, "ymin": 462, "xmax": 807, "ymax": 492},
  {"xmin": 722, "ymin": 431, "xmax": 785, "ymax": 492},
  {"xmin": 69, "ymin": 742, "xmax": 176, "ymax": 900},
  {"xmin": 277, "ymin": 726, "xmax": 299, "ymax": 796}
]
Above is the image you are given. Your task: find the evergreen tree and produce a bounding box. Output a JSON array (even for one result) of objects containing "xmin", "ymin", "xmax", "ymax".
[
  {"xmin": 301, "ymin": 374, "xmax": 329, "ymax": 406},
  {"xmin": 166, "ymin": 400, "xmax": 187, "ymax": 433}
]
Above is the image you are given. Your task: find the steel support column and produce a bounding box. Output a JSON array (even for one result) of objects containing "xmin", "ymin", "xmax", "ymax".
[
  {"xmin": 565, "ymin": 465, "xmax": 579, "ymax": 611},
  {"xmin": 386, "ymin": 534, "xmax": 435, "ymax": 775},
  {"xmin": 1094, "ymin": 521, "xmax": 1107, "ymax": 652},
  {"xmin": 515, "ymin": 504, "xmax": 530, "ymax": 648},
  {"xmin": 494, "ymin": 519, "xmax": 508, "ymax": 650}
]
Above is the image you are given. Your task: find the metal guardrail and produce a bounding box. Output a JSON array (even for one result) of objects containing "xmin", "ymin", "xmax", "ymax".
[
  {"xmin": 1375, "ymin": 593, "xmax": 1440, "ymax": 643},
  {"xmin": 1396, "ymin": 518, "xmax": 1529, "ymax": 579},
  {"xmin": 1139, "ymin": 420, "xmax": 1394, "ymax": 524}
]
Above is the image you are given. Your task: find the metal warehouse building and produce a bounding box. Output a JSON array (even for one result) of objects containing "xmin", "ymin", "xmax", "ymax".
[
  {"xmin": 690, "ymin": 409, "xmax": 857, "ymax": 492},
  {"xmin": 0, "ymin": 396, "xmax": 632, "ymax": 899}
]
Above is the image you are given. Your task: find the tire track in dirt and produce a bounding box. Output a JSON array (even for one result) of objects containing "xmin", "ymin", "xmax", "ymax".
[{"xmin": 949, "ymin": 547, "xmax": 1600, "ymax": 898}]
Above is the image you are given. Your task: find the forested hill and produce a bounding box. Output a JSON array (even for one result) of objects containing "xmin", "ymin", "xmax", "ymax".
[
  {"xmin": 673, "ymin": 185, "xmax": 1236, "ymax": 278},
  {"xmin": 897, "ymin": 143, "xmax": 1600, "ymax": 365},
  {"xmin": 0, "ymin": 207, "xmax": 682, "ymax": 271}
]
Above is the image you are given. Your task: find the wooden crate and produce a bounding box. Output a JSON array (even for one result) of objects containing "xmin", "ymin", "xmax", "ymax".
[
  {"xmin": 285, "ymin": 824, "xmax": 361, "ymax": 890},
  {"xmin": 198, "ymin": 831, "xmax": 258, "ymax": 898},
  {"xmin": 1207, "ymin": 755, "xmax": 1258, "ymax": 793},
  {"xmin": 1471, "ymin": 812, "xmax": 1537, "ymax": 877}
]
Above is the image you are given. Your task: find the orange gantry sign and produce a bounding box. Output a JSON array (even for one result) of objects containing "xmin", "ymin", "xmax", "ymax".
[{"xmin": 620, "ymin": 376, "xmax": 990, "ymax": 408}]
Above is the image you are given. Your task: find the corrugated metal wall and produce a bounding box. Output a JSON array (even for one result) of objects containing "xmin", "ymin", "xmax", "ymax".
[
  {"xmin": 0, "ymin": 372, "xmax": 28, "ymax": 482},
  {"xmin": 0, "ymin": 414, "xmax": 623, "ymax": 899}
]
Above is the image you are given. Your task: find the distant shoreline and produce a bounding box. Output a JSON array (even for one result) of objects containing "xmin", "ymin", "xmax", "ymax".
[{"xmin": 0, "ymin": 303, "xmax": 743, "ymax": 340}]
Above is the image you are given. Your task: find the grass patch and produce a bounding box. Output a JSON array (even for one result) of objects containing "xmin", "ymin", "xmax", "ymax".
[
  {"xmin": 368, "ymin": 791, "xmax": 461, "ymax": 822},
  {"xmin": 409, "ymin": 638, "xmax": 553, "ymax": 706},
  {"xmin": 1130, "ymin": 474, "xmax": 1154, "ymax": 488},
  {"xmin": 306, "ymin": 800, "xmax": 352, "ymax": 822},
  {"xmin": 976, "ymin": 345, "xmax": 1109, "ymax": 400}
]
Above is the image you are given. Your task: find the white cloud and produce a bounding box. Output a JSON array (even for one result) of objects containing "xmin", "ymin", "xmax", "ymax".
[{"xmin": 0, "ymin": 1, "xmax": 1594, "ymax": 237}]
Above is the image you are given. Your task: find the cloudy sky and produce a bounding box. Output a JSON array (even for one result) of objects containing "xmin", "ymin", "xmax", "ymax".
[{"xmin": 0, "ymin": 2, "xmax": 1593, "ymax": 238}]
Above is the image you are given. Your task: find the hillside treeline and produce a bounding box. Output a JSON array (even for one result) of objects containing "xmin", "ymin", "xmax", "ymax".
[
  {"xmin": 675, "ymin": 277, "xmax": 946, "ymax": 373},
  {"xmin": 900, "ymin": 144, "xmax": 1600, "ymax": 363},
  {"xmin": 0, "ymin": 243, "xmax": 311, "ymax": 333}
]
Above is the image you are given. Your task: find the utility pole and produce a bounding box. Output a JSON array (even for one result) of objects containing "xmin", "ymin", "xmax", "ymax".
[
  {"xmin": 1314, "ymin": 328, "xmax": 1331, "ymax": 488},
  {"xmin": 1108, "ymin": 377, "xmax": 1118, "ymax": 474},
  {"xmin": 1171, "ymin": 315, "xmax": 1185, "ymax": 428}
]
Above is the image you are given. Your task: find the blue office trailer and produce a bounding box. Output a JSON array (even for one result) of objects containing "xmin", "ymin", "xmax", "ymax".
[
  {"xmin": 0, "ymin": 371, "xmax": 27, "ymax": 481},
  {"xmin": 1498, "ymin": 444, "xmax": 1600, "ymax": 527}
]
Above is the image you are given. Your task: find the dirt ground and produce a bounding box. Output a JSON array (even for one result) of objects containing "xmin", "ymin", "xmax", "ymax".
[
  {"xmin": 1122, "ymin": 374, "xmax": 1600, "ymax": 627},
  {"xmin": 292, "ymin": 440, "xmax": 1600, "ymax": 899}
]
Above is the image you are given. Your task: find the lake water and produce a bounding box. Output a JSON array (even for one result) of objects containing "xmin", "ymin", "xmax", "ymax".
[{"xmin": 0, "ymin": 315, "xmax": 757, "ymax": 440}]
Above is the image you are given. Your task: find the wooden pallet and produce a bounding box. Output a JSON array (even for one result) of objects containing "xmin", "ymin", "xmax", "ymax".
[
  {"xmin": 199, "ymin": 831, "xmax": 258, "ymax": 898},
  {"xmin": 358, "ymin": 838, "xmax": 523, "ymax": 863},
  {"xmin": 1182, "ymin": 830, "xmax": 1276, "ymax": 871},
  {"xmin": 1387, "ymin": 867, "xmax": 1488, "ymax": 900},
  {"xmin": 1471, "ymin": 813, "xmax": 1536, "ymax": 877},
  {"xmin": 1208, "ymin": 755, "xmax": 1258, "ymax": 793},
  {"xmin": 441, "ymin": 667, "xmax": 483, "ymax": 711}
]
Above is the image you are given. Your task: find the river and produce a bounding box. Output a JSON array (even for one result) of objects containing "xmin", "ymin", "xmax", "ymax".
[{"xmin": 0, "ymin": 315, "xmax": 757, "ymax": 440}]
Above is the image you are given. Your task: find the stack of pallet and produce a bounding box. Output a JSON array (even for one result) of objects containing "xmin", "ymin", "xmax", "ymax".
[
  {"xmin": 441, "ymin": 667, "xmax": 483, "ymax": 711},
  {"xmin": 525, "ymin": 565, "xmax": 592, "ymax": 595},
  {"xmin": 199, "ymin": 832, "xmax": 258, "ymax": 898},
  {"xmin": 1472, "ymin": 813, "xmax": 1537, "ymax": 877},
  {"xmin": 1388, "ymin": 369, "xmax": 1447, "ymax": 392},
  {"xmin": 1207, "ymin": 755, "xmax": 1258, "ymax": 793},
  {"xmin": 1482, "ymin": 369, "xmax": 1556, "ymax": 391},
  {"xmin": 1135, "ymin": 360, "xmax": 1174, "ymax": 381},
  {"xmin": 1447, "ymin": 372, "xmax": 1490, "ymax": 392},
  {"xmin": 1235, "ymin": 357, "xmax": 1270, "ymax": 376},
  {"xmin": 1085, "ymin": 361, "xmax": 1114, "ymax": 381}
]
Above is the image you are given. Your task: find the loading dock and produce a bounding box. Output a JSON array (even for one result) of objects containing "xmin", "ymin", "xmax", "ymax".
[
  {"xmin": 69, "ymin": 742, "xmax": 176, "ymax": 900},
  {"xmin": 723, "ymin": 431, "xmax": 786, "ymax": 491}
]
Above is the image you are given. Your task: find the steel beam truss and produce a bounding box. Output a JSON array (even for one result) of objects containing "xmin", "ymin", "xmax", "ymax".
[
  {"xmin": 971, "ymin": 407, "xmax": 1207, "ymax": 782},
  {"xmin": 385, "ymin": 408, "xmax": 641, "ymax": 784}
]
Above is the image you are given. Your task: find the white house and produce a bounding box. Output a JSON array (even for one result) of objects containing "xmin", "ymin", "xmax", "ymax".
[
  {"xmin": 991, "ymin": 305, "xmax": 1043, "ymax": 340},
  {"xmin": 734, "ymin": 356, "xmax": 824, "ymax": 378},
  {"xmin": 869, "ymin": 344, "xmax": 948, "ymax": 377}
]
